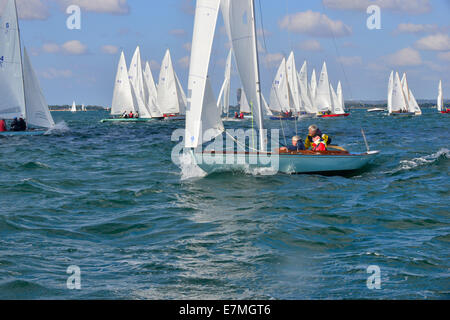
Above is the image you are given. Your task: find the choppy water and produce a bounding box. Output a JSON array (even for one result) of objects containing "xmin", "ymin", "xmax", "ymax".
[{"xmin": 0, "ymin": 109, "xmax": 448, "ymax": 299}]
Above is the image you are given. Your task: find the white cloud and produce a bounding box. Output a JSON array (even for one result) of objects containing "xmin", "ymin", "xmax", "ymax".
[
  {"xmin": 298, "ymin": 39, "xmax": 323, "ymax": 51},
  {"xmin": 0, "ymin": 0, "xmax": 49, "ymax": 20},
  {"xmin": 437, "ymin": 51, "xmax": 450, "ymax": 62},
  {"xmin": 61, "ymin": 40, "xmax": 88, "ymax": 55},
  {"xmin": 323, "ymin": 0, "xmax": 432, "ymax": 15},
  {"xmin": 386, "ymin": 47, "xmax": 422, "ymax": 66},
  {"xmin": 337, "ymin": 56, "xmax": 363, "ymax": 66},
  {"xmin": 394, "ymin": 23, "xmax": 439, "ymax": 34},
  {"xmin": 101, "ymin": 45, "xmax": 119, "ymax": 55},
  {"xmin": 55, "ymin": 0, "xmax": 130, "ymax": 15},
  {"xmin": 415, "ymin": 33, "xmax": 450, "ymax": 51},
  {"xmin": 262, "ymin": 53, "xmax": 284, "ymax": 67},
  {"xmin": 279, "ymin": 10, "xmax": 352, "ymax": 38},
  {"xmin": 41, "ymin": 68, "xmax": 73, "ymax": 79},
  {"xmin": 178, "ymin": 56, "xmax": 190, "ymax": 69}
]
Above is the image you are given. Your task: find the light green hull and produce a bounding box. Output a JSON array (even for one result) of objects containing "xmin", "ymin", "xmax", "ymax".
[{"xmin": 100, "ymin": 118, "xmax": 158, "ymax": 123}]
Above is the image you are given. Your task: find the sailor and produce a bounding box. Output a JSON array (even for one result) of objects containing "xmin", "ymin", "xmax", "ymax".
[
  {"xmin": 239, "ymin": 112, "xmax": 244, "ymax": 119},
  {"xmin": 121, "ymin": 111, "xmax": 127, "ymax": 118},
  {"xmin": 234, "ymin": 112, "xmax": 239, "ymax": 119},
  {"xmin": 129, "ymin": 111, "xmax": 134, "ymax": 118},
  {"xmin": 18, "ymin": 118, "xmax": 27, "ymax": 131},
  {"xmin": 134, "ymin": 111, "xmax": 139, "ymax": 119},
  {"xmin": 278, "ymin": 136, "xmax": 305, "ymax": 153},
  {"xmin": 304, "ymin": 125, "xmax": 331, "ymax": 151},
  {"xmin": 0, "ymin": 119, "xmax": 7, "ymax": 132},
  {"xmin": 10, "ymin": 117, "xmax": 19, "ymax": 131}
]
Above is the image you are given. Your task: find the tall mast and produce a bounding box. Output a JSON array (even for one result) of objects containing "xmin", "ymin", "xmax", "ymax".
[
  {"xmin": 14, "ymin": 0, "xmax": 27, "ymax": 121},
  {"xmin": 250, "ymin": 0, "xmax": 265, "ymax": 152}
]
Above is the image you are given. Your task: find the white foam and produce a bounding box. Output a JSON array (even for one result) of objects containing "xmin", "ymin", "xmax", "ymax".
[
  {"xmin": 179, "ymin": 150, "xmax": 207, "ymax": 180},
  {"xmin": 45, "ymin": 121, "xmax": 69, "ymax": 135},
  {"xmin": 398, "ymin": 148, "xmax": 449, "ymax": 171}
]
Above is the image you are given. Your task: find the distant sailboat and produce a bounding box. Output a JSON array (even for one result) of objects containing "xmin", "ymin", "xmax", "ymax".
[
  {"xmin": 157, "ymin": 49, "xmax": 186, "ymax": 120},
  {"xmin": 269, "ymin": 57, "xmax": 292, "ymax": 115},
  {"xmin": 389, "ymin": 72, "xmax": 413, "ymax": 116},
  {"xmin": 437, "ymin": 80, "xmax": 448, "ymax": 113},
  {"xmin": 0, "ymin": 0, "xmax": 55, "ymax": 135},
  {"xmin": 298, "ymin": 61, "xmax": 316, "ymax": 115},
  {"xmin": 71, "ymin": 101, "xmax": 77, "ymax": 112}
]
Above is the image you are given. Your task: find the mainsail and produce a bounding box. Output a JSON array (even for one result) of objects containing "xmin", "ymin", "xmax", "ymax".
[
  {"xmin": 158, "ymin": 49, "xmax": 184, "ymax": 115},
  {"xmin": 310, "ymin": 69, "xmax": 317, "ymax": 103},
  {"xmin": 129, "ymin": 47, "xmax": 152, "ymax": 118},
  {"xmin": 269, "ymin": 58, "xmax": 291, "ymax": 113},
  {"xmin": 185, "ymin": 0, "xmax": 224, "ymax": 149},
  {"xmin": 143, "ymin": 61, "xmax": 162, "ymax": 117},
  {"xmin": 315, "ymin": 62, "xmax": 332, "ymax": 113},
  {"xmin": 391, "ymin": 72, "xmax": 408, "ymax": 113},
  {"xmin": 22, "ymin": 47, "xmax": 55, "ymax": 128},
  {"xmin": 0, "ymin": 0, "xmax": 25, "ymax": 119},
  {"xmin": 226, "ymin": 0, "xmax": 265, "ymax": 150},
  {"xmin": 387, "ymin": 71, "xmax": 394, "ymax": 114},
  {"xmin": 111, "ymin": 51, "xmax": 135, "ymax": 115},
  {"xmin": 240, "ymin": 89, "xmax": 251, "ymax": 113},
  {"xmin": 286, "ymin": 52, "xmax": 302, "ymax": 113},
  {"xmin": 437, "ymin": 80, "xmax": 443, "ymax": 112},
  {"xmin": 298, "ymin": 61, "xmax": 315, "ymax": 114}
]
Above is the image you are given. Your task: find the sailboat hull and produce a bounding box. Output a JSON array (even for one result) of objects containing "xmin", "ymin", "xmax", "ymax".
[
  {"xmin": 389, "ymin": 112, "xmax": 415, "ymax": 117},
  {"xmin": 192, "ymin": 150, "xmax": 379, "ymax": 175},
  {"xmin": 317, "ymin": 113, "xmax": 350, "ymax": 118},
  {"xmin": 0, "ymin": 130, "xmax": 46, "ymax": 136},
  {"xmin": 100, "ymin": 118, "xmax": 160, "ymax": 123}
]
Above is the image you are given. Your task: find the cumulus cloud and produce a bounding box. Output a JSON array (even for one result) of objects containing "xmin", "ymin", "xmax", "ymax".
[
  {"xmin": 178, "ymin": 56, "xmax": 190, "ymax": 69},
  {"xmin": 41, "ymin": 68, "xmax": 73, "ymax": 79},
  {"xmin": 279, "ymin": 10, "xmax": 352, "ymax": 38},
  {"xmin": 262, "ymin": 53, "xmax": 284, "ymax": 68},
  {"xmin": 394, "ymin": 23, "xmax": 439, "ymax": 34},
  {"xmin": 415, "ymin": 33, "xmax": 450, "ymax": 51},
  {"xmin": 437, "ymin": 51, "xmax": 450, "ymax": 62},
  {"xmin": 386, "ymin": 47, "xmax": 422, "ymax": 66},
  {"xmin": 40, "ymin": 40, "xmax": 88, "ymax": 55},
  {"xmin": 101, "ymin": 45, "xmax": 119, "ymax": 55},
  {"xmin": 298, "ymin": 39, "xmax": 323, "ymax": 51},
  {"xmin": 323, "ymin": 0, "xmax": 432, "ymax": 15},
  {"xmin": 0, "ymin": 0, "xmax": 50, "ymax": 20},
  {"xmin": 337, "ymin": 56, "xmax": 363, "ymax": 66},
  {"xmin": 55, "ymin": 0, "xmax": 130, "ymax": 15}
]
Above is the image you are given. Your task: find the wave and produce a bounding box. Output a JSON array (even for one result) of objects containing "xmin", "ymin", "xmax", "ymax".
[
  {"xmin": 396, "ymin": 148, "xmax": 449, "ymax": 172},
  {"xmin": 45, "ymin": 121, "xmax": 70, "ymax": 135},
  {"xmin": 179, "ymin": 151, "xmax": 207, "ymax": 180}
]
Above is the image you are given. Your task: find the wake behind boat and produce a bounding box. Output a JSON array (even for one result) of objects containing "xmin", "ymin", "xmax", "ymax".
[{"xmin": 0, "ymin": 0, "xmax": 55, "ymax": 136}]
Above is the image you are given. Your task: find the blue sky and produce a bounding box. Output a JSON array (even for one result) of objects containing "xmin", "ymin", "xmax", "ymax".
[{"xmin": 1, "ymin": 0, "xmax": 449, "ymax": 105}]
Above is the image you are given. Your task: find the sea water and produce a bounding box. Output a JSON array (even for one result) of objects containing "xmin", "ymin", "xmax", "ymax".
[{"xmin": 0, "ymin": 109, "xmax": 448, "ymax": 299}]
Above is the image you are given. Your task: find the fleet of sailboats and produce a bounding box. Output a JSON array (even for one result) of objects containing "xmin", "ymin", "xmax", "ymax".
[
  {"xmin": 102, "ymin": 47, "xmax": 186, "ymax": 122},
  {"xmin": 388, "ymin": 71, "xmax": 422, "ymax": 116},
  {"xmin": 269, "ymin": 55, "xmax": 348, "ymax": 118},
  {"xmin": 0, "ymin": 0, "xmax": 55, "ymax": 135},
  {"xmin": 184, "ymin": 0, "xmax": 378, "ymax": 175}
]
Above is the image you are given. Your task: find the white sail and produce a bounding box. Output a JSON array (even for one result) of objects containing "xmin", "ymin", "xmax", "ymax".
[
  {"xmin": 335, "ymin": 81, "xmax": 345, "ymax": 114},
  {"xmin": 409, "ymin": 89, "xmax": 422, "ymax": 115},
  {"xmin": 157, "ymin": 49, "xmax": 183, "ymax": 115},
  {"xmin": 298, "ymin": 61, "xmax": 315, "ymax": 114},
  {"xmin": 226, "ymin": 0, "xmax": 265, "ymax": 150},
  {"xmin": 175, "ymin": 72, "xmax": 187, "ymax": 115},
  {"xmin": 111, "ymin": 51, "xmax": 135, "ymax": 115},
  {"xmin": 22, "ymin": 47, "xmax": 54, "ymax": 128},
  {"xmin": 269, "ymin": 58, "xmax": 291, "ymax": 113},
  {"xmin": 261, "ymin": 93, "xmax": 273, "ymax": 116},
  {"xmin": 286, "ymin": 52, "xmax": 302, "ymax": 113},
  {"xmin": 315, "ymin": 62, "xmax": 332, "ymax": 113},
  {"xmin": 437, "ymin": 80, "xmax": 443, "ymax": 112},
  {"xmin": 387, "ymin": 71, "xmax": 394, "ymax": 114},
  {"xmin": 82, "ymin": 104, "xmax": 86, "ymax": 111},
  {"xmin": 391, "ymin": 72, "xmax": 408, "ymax": 113},
  {"xmin": 217, "ymin": 49, "xmax": 232, "ymax": 115},
  {"xmin": 185, "ymin": 0, "xmax": 223, "ymax": 149},
  {"xmin": 143, "ymin": 61, "xmax": 162, "ymax": 117},
  {"xmin": 129, "ymin": 47, "xmax": 152, "ymax": 118},
  {"xmin": 0, "ymin": 0, "xmax": 25, "ymax": 119},
  {"xmin": 71, "ymin": 101, "xmax": 77, "ymax": 112},
  {"xmin": 330, "ymin": 84, "xmax": 339, "ymax": 115},
  {"xmin": 310, "ymin": 69, "xmax": 317, "ymax": 103},
  {"xmin": 240, "ymin": 89, "xmax": 251, "ymax": 113}
]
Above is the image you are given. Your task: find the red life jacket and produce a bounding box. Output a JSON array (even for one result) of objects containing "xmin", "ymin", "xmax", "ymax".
[{"xmin": 0, "ymin": 120, "xmax": 6, "ymax": 132}]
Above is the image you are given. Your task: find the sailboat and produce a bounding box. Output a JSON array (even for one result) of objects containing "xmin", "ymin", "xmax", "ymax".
[
  {"xmin": 269, "ymin": 57, "xmax": 296, "ymax": 119},
  {"xmin": 298, "ymin": 61, "xmax": 317, "ymax": 116},
  {"xmin": 217, "ymin": 49, "xmax": 233, "ymax": 119},
  {"xmin": 81, "ymin": 104, "xmax": 86, "ymax": 112},
  {"xmin": 184, "ymin": 0, "xmax": 378, "ymax": 175},
  {"xmin": 315, "ymin": 62, "xmax": 349, "ymax": 118},
  {"xmin": 0, "ymin": 0, "xmax": 55, "ymax": 136},
  {"xmin": 389, "ymin": 72, "xmax": 414, "ymax": 116},
  {"xmin": 71, "ymin": 101, "xmax": 77, "ymax": 112},
  {"xmin": 157, "ymin": 49, "xmax": 187, "ymax": 120},
  {"xmin": 401, "ymin": 73, "xmax": 421, "ymax": 116},
  {"xmin": 437, "ymin": 80, "xmax": 448, "ymax": 113},
  {"xmin": 101, "ymin": 49, "xmax": 161, "ymax": 123}
]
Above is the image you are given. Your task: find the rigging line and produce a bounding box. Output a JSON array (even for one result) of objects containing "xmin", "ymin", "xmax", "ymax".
[
  {"xmin": 320, "ymin": 1, "xmax": 354, "ymax": 102},
  {"xmin": 225, "ymin": 130, "xmax": 273, "ymax": 153}
]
